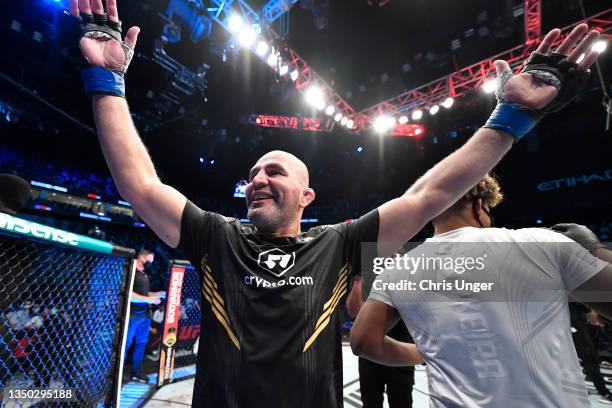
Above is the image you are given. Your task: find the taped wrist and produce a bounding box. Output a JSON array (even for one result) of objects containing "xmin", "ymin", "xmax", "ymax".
[
  {"xmin": 484, "ymin": 103, "xmax": 537, "ymax": 141},
  {"xmin": 81, "ymin": 67, "xmax": 125, "ymax": 97}
]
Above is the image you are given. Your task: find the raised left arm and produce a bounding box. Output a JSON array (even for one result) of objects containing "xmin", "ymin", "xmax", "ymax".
[
  {"xmin": 378, "ymin": 127, "xmax": 512, "ymax": 254},
  {"xmin": 349, "ymin": 300, "xmax": 423, "ymax": 366},
  {"xmin": 376, "ymin": 25, "xmax": 601, "ymax": 255}
]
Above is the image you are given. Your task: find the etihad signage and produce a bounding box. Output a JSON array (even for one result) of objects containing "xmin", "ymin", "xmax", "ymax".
[{"xmin": 537, "ymin": 169, "xmax": 612, "ymax": 191}]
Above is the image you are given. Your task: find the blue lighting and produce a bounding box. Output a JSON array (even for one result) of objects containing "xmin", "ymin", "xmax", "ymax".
[
  {"xmin": 536, "ymin": 219, "xmax": 543, "ymax": 225},
  {"xmin": 301, "ymin": 218, "xmax": 319, "ymax": 223},
  {"xmin": 356, "ymin": 146, "xmax": 363, "ymax": 152},
  {"xmin": 210, "ymin": 159, "xmax": 215, "ymax": 165},
  {"xmin": 79, "ymin": 212, "xmax": 112, "ymax": 222},
  {"xmin": 31, "ymin": 180, "xmax": 68, "ymax": 192},
  {"xmin": 199, "ymin": 157, "xmax": 205, "ymax": 163},
  {"xmin": 41, "ymin": 0, "xmax": 68, "ymax": 8}
]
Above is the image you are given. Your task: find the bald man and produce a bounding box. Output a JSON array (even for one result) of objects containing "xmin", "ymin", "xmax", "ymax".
[{"xmin": 66, "ymin": 0, "xmax": 602, "ymax": 405}]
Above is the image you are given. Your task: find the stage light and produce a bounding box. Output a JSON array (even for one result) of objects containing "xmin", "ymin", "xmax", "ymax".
[
  {"xmin": 334, "ymin": 113, "xmax": 343, "ymax": 122},
  {"xmin": 442, "ymin": 97, "xmax": 454, "ymax": 109},
  {"xmin": 315, "ymin": 100, "xmax": 325, "ymax": 110},
  {"xmin": 290, "ymin": 69, "xmax": 299, "ymax": 82},
  {"xmin": 374, "ymin": 116, "xmax": 395, "ymax": 133},
  {"xmin": 325, "ymin": 105, "xmax": 335, "ymax": 115},
  {"xmin": 210, "ymin": 160, "xmax": 215, "ymax": 165},
  {"xmin": 305, "ymin": 86, "xmax": 325, "ymax": 108},
  {"xmin": 346, "ymin": 119, "xmax": 355, "ymax": 128},
  {"xmin": 255, "ymin": 41, "xmax": 269, "ymax": 56},
  {"xmin": 398, "ymin": 115, "xmax": 408, "ymax": 124},
  {"xmin": 356, "ymin": 146, "xmax": 363, "ymax": 152},
  {"xmin": 228, "ymin": 15, "xmax": 243, "ymax": 32},
  {"xmin": 429, "ymin": 105, "xmax": 440, "ymax": 115},
  {"xmin": 238, "ymin": 26, "xmax": 257, "ymax": 47},
  {"xmin": 266, "ymin": 53, "xmax": 278, "ymax": 66},
  {"xmin": 415, "ymin": 128, "xmax": 423, "ymax": 135},
  {"xmin": 199, "ymin": 157, "xmax": 205, "ymax": 163},
  {"xmin": 592, "ymin": 40, "xmax": 607, "ymax": 54},
  {"xmin": 482, "ymin": 78, "xmax": 497, "ymax": 93},
  {"xmin": 279, "ymin": 65, "xmax": 289, "ymax": 76},
  {"xmin": 576, "ymin": 53, "xmax": 586, "ymax": 64},
  {"xmin": 340, "ymin": 117, "xmax": 348, "ymax": 126},
  {"xmin": 411, "ymin": 110, "xmax": 423, "ymax": 120}
]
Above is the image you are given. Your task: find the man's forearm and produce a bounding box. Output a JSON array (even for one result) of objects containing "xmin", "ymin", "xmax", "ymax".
[
  {"xmin": 593, "ymin": 247, "xmax": 612, "ymax": 264},
  {"xmin": 359, "ymin": 336, "xmax": 423, "ymax": 367},
  {"xmin": 92, "ymin": 95, "xmax": 159, "ymax": 202},
  {"xmin": 405, "ymin": 128, "xmax": 514, "ymax": 218}
]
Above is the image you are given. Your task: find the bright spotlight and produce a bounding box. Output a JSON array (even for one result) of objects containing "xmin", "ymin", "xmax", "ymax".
[
  {"xmin": 290, "ymin": 69, "xmax": 299, "ymax": 82},
  {"xmin": 374, "ymin": 116, "xmax": 395, "ymax": 133},
  {"xmin": 340, "ymin": 117, "xmax": 349, "ymax": 126},
  {"xmin": 315, "ymin": 100, "xmax": 326, "ymax": 110},
  {"xmin": 266, "ymin": 53, "xmax": 278, "ymax": 66},
  {"xmin": 305, "ymin": 86, "xmax": 325, "ymax": 108},
  {"xmin": 482, "ymin": 78, "xmax": 497, "ymax": 93},
  {"xmin": 325, "ymin": 105, "xmax": 335, "ymax": 115},
  {"xmin": 228, "ymin": 15, "xmax": 243, "ymax": 32},
  {"xmin": 238, "ymin": 26, "xmax": 257, "ymax": 48},
  {"xmin": 415, "ymin": 128, "xmax": 423, "ymax": 135},
  {"xmin": 442, "ymin": 97, "xmax": 454, "ymax": 109},
  {"xmin": 346, "ymin": 119, "xmax": 355, "ymax": 128},
  {"xmin": 411, "ymin": 110, "xmax": 423, "ymax": 120},
  {"xmin": 279, "ymin": 65, "xmax": 289, "ymax": 76},
  {"xmin": 334, "ymin": 113, "xmax": 343, "ymax": 122},
  {"xmin": 429, "ymin": 105, "xmax": 440, "ymax": 115},
  {"xmin": 592, "ymin": 40, "xmax": 607, "ymax": 54},
  {"xmin": 576, "ymin": 53, "xmax": 586, "ymax": 64},
  {"xmin": 398, "ymin": 115, "xmax": 408, "ymax": 124},
  {"xmin": 255, "ymin": 41, "xmax": 269, "ymax": 56}
]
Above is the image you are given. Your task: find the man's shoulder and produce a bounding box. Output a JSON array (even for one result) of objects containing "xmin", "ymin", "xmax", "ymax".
[{"xmin": 302, "ymin": 222, "xmax": 344, "ymax": 241}]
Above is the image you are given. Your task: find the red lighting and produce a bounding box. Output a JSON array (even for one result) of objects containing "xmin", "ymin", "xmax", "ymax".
[
  {"xmin": 250, "ymin": 115, "xmax": 334, "ymax": 132},
  {"xmin": 87, "ymin": 193, "xmax": 101, "ymax": 200},
  {"xmin": 390, "ymin": 124, "xmax": 425, "ymax": 137}
]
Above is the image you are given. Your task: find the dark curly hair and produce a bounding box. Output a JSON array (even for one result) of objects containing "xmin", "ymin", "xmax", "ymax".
[{"xmin": 435, "ymin": 173, "xmax": 504, "ymax": 221}]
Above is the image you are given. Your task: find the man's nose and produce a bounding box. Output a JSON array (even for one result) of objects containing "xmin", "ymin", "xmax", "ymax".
[{"xmin": 252, "ymin": 170, "xmax": 268, "ymax": 186}]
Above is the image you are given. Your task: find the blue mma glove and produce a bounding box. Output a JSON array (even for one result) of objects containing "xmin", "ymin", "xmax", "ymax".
[
  {"xmin": 484, "ymin": 52, "xmax": 590, "ymax": 140},
  {"xmin": 73, "ymin": 12, "xmax": 135, "ymax": 97}
]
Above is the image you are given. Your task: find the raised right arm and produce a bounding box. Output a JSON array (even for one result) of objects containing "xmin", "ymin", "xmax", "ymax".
[
  {"xmin": 92, "ymin": 95, "xmax": 185, "ymax": 247},
  {"xmin": 69, "ymin": 0, "xmax": 186, "ymax": 247}
]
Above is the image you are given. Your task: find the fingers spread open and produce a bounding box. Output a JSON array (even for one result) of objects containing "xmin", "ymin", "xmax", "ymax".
[
  {"xmin": 106, "ymin": 0, "xmax": 119, "ymax": 22},
  {"xmin": 78, "ymin": 0, "xmax": 92, "ymax": 14},
  {"xmin": 578, "ymin": 49, "xmax": 601, "ymax": 71},
  {"xmin": 124, "ymin": 26, "xmax": 140, "ymax": 49},
  {"xmin": 555, "ymin": 23, "xmax": 588, "ymax": 55},
  {"xmin": 91, "ymin": 0, "xmax": 104, "ymax": 14},
  {"xmin": 568, "ymin": 30, "xmax": 600, "ymax": 63},
  {"xmin": 535, "ymin": 28, "xmax": 561, "ymax": 54},
  {"xmin": 69, "ymin": 0, "xmax": 79, "ymax": 16},
  {"xmin": 493, "ymin": 60, "xmax": 511, "ymax": 76}
]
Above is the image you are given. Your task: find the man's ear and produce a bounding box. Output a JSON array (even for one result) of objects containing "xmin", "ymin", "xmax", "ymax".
[{"xmin": 300, "ymin": 188, "xmax": 316, "ymax": 208}]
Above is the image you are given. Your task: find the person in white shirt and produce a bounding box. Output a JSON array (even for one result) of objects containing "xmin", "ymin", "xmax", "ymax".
[{"xmin": 351, "ymin": 174, "xmax": 612, "ymax": 408}]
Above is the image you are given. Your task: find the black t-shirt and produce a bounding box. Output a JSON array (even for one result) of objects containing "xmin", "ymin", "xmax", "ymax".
[
  {"xmin": 130, "ymin": 269, "xmax": 150, "ymax": 317},
  {"xmin": 178, "ymin": 200, "xmax": 379, "ymax": 408}
]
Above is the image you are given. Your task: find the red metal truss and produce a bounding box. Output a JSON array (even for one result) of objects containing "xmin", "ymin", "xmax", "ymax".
[
  {"xmin": 281, "ymin": 47, "xmax": 357, "ymax": 126},
  {"xmin": 524, "ymin": 0, "xmax": 542, "ymax": 47},
  {"xmin": 356, "ymin": 8, "xmax": 612, "ymax": 130}
]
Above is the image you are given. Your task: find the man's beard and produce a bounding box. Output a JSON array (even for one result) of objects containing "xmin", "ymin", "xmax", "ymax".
[{"xmin": 248, "ymin": 203, "xmax": 294, "ymax": 233}]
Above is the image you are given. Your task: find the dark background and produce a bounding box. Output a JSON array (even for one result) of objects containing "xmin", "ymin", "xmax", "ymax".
[{"xmin": 1, "ymin": 0, "xmax": 611, "ymax": 238}]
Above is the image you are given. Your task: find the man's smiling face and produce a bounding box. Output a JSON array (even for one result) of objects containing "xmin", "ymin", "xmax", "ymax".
[{"xmin": 245, "ymin": 151, "xmax": 314, "ymax": 235}]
